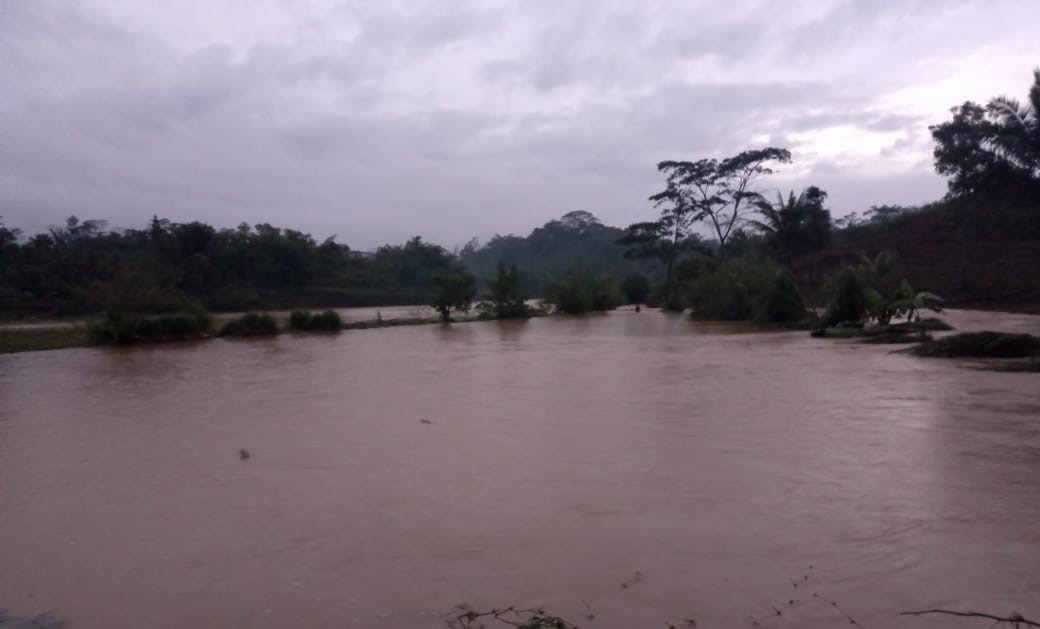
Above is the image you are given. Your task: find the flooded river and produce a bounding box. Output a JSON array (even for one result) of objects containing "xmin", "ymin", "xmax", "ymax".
[{"xmin": 1, "ymin": 310, "xmax": 1038, "ymax": 628}]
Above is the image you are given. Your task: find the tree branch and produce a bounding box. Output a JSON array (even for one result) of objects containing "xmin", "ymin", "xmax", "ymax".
[{"xmin": 900, "ymin": 609, "xmax": 1040, "ymax": 628}]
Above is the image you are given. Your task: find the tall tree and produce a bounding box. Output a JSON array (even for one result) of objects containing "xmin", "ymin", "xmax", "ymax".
[
  {"xmin": 654, "ymin": 147, "xmax": 791, "ymax": 259},
  {"xmin": 930, "ymin": 68, "xmax": 1040, "ymax": 196}
]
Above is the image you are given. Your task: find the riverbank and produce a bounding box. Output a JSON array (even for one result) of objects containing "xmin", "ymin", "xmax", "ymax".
[
  {"xmin": 0, "ymin": 326, "xmax": 90, "ymax": 354},
  {"xmin": 0, "ymin": 311, "xmax": 493, "ymax": 354}
]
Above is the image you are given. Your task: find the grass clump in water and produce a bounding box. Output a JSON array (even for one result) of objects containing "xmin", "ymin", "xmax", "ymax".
[
  {"xmin": 219, "ymin": 312, "xmax": 279, "ymax": 337},
  {"xmin": 288, "ymin": 309, "xmax": 342, "ymax": 331}
]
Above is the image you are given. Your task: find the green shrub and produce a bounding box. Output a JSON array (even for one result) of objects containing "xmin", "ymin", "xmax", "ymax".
[
  {"xmin": 821, "ymin": 253, "xmax": 943, "ymax": 326},
  {"xmin": 822, "ymin": 267, "xmax": 870, "ymax": 326},
  {"xmin": 88, "ymin": 309, "xmax": 211, "ymax": 344},
  {"xmin": 309, "ymin": 309, "xmax": 342, "ymax": 331},
  {"xmin": 752, "ymin": 271, "xmax": 808, "ymax": 324},
  {"xmin": 544, "ymin": 268, "xmax": 622, "ymax": 314},
  {"xmin": 219, "ymin": 313, "xmax": 279, "ymax": 336},
  {"xmin": 289, "ymin": 309, "xmax": 312, "ymax": 330},
  {"xmin": 289, "ymin": 309, "xmax": 342, "ymax": 331},
  {"xmin": 685, "ymin": 257, "xmax": 806, "ymax": 323}
]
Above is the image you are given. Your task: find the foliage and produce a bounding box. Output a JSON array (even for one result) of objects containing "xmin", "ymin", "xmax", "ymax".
[
  {"xmin": 616, "ymin": 205, "xmax": 701, "ymax": 294},
  {"xmin": 0, "ymin": 217, "xmax": 466, "ymax": 317},
  {"xmin": 219, "ymin": 313, "xmax": 279, "ymax": 337},
  {"xmin": 822, "ymin": 252, "xmax": 944, "ymax": 326},
  {"xmin": 431, "ymin": 273, "xmax": 478, "ymax": 322},
  {"xmin": 619, "ymin": 272, "xmax": 652, "ymax": 304},
  {"xmin": 750, "ymin": 186, "xmax": 832, "ymax": 265},
  {"xmin": 653, "ymin": 147, "xmax": 792, "ymax": 260},
  {"xmin": 88, "ymin": 309, "xmax": 211, "ymax": 345},
  {"xmin": 543, "ymin": 267, "xmax": 622, "ymax": 314},
  {"xmin": 930, "ymin": 68, "xmax": 1040, "ymax": 197},
  {"xmin": 684, "ymin": 257, "xmax": 807, "ymax": 324},
  {"xmin": 288, "ymin": 309, "xmax": 342, "ymax": 331},
  {"xmin": 822, "ymin": 267, "xmax": 871, "ymax": 326},
  {"xmin": 484, "ymin": 263, "xmax": 529, "ymax": 319}
]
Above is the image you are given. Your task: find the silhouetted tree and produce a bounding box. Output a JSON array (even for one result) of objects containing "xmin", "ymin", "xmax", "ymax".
[
  {"xmin": 930, "ymin": 68, "xmax": 1040, "ymax": 197},
  {"xmin": 750, "ymin": 186, "xmax": 832, "ymax": 266},
  {"xmin": 654, "ymin": 147, "xmax": 792, "ymax": 260}
]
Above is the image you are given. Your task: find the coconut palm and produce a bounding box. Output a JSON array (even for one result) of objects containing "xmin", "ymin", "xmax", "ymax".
[
  {"xmin": 985, "ymin": 67, "xmax": 1040, "ymax": 178},
  {"xmin": 750, "ymin": 186, "xmax": 831, "ymax": 266}
]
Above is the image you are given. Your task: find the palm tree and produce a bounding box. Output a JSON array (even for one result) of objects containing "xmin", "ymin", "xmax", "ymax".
[
  {"xmin": 750, "ymin": 186, "xmax": 831, "ymax": 266},
  {"xmin": 985, "ymin": 67, "xmax": 1040, "ymax": 179}
]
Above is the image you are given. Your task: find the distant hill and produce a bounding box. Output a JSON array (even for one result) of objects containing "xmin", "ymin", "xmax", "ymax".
[{"xmin": 460, "ymin": 210, "xmax": 661, "ymax": 295}]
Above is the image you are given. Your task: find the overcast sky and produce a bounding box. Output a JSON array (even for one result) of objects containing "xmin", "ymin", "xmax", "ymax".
[{"xmin": 1, "ymin": 1, "xmax": 1037, "ymax": 249}]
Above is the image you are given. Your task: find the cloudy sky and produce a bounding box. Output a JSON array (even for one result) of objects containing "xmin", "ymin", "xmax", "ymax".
[{"xmin": 1, "ymin": 1, "xmax": 1037, "ymax": 249}]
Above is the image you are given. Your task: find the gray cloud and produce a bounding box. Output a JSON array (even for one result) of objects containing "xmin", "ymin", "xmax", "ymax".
[{"xmin": 1, "ymin": 0, "xmax": 1036, "ymax": 248}]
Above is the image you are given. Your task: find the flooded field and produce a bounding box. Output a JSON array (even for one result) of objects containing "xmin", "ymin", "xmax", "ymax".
[{"xmin": 1, "ymin": 310, "xmax": 1038, "ymax": 628}]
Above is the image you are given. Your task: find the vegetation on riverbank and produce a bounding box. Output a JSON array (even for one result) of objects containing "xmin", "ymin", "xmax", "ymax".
[
  {"xmin": 543, "ymin": 267, "xmax": 622, "ymax": 314},
  {"xmin": 88, "ymin": 310, "xmax": 211, "ymax": 345},
  {"xmin": 0, "ymin": 326, "xmax": 89, "ymax": 354},
  {"xmin": 219, "ymin": 313, "xmax": 279, "ymax": 337},
  {"xmin": 288, "ymin": 309, "xmax": 343, "ymax": 332}
]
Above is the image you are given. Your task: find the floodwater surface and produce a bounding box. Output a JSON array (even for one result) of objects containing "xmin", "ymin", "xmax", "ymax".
[{"xmin": 1, "ymin": 310, "xmax": 1038, "ymax": 628}]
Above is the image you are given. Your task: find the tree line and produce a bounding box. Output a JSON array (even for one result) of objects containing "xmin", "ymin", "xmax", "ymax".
[
  {"xmin": 0, "ymin": 216, "xmax": 465, "ymax": 316},
  {"xmin": 3, "ymin": 68, "xmax": 1037, "ymax": 321}
]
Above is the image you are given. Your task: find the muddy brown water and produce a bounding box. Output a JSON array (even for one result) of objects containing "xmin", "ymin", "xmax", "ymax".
[{"xmin": 1, "ymin": 310, "xmax": 1038, "ymax": 628}]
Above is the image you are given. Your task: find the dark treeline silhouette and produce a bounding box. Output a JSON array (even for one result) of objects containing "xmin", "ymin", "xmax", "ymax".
[{"xmin": 0, "ymin": 215, "xmax": 465, "ymax": 316}]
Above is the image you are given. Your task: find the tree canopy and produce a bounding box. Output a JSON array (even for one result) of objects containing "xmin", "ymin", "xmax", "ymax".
[
  {"xmin": 930, "ymin": 68, "xmax": 1040, "ymax": 197},
  {"xmin": 653, "ymin": 147, "xmax": 792, "ymax": 260}
]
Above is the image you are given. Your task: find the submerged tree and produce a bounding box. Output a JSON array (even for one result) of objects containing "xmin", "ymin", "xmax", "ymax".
[
  {"xmin": 543, "ymin": 266, "xmax": 621, "ymax": 314},
  {"xmin": 430, "ymin": 273, "xmax": 477, "ymax": 322},
  {"xmin": 484, "ymin": 262, "xmax": 529, "ymax": 319}
]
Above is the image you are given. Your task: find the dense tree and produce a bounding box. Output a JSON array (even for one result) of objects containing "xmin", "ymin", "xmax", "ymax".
[
  {"xmin": 543, "ymin": 267, "xmax": 621, "ymax": 314},
  {"xmin": 484, "ymin": 262, "xmax": 529, "ymax": 319},
  {"xmin": 0, "ymin": 216, "xmax": 466, "ymax": 316},
  {"xmin": 619, "ymin": 273, "xmax": 652, "ymax": 305},
  {"xmin": 930, "ymin": 68, "xmax": 1040, "ymax": 197},
  {"xmin": 430, "ymin": 273, "xmax": 477, "ymax": 322},
  {"xmin": 750, "ymin": 186, "xmax": 832, "ymax": 266}
]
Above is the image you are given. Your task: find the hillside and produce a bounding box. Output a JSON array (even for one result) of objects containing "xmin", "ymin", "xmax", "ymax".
[{"xmin": 793, "ymin": 192, "xmax": 1040, "ymax": 311}]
